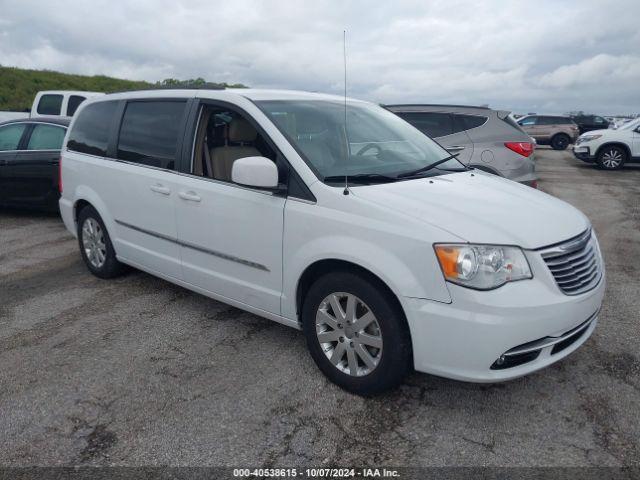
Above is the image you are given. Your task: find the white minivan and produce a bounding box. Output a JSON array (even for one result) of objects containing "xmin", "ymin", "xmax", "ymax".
[{"xmin": 59, "ymin": 89, "xmax": 605, "ymax": 395}]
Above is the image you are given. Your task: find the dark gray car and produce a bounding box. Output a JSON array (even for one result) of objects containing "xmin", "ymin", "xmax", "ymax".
[{"xmin": 385, "ymin": 104, "xmax": 537, "ymax": 186}]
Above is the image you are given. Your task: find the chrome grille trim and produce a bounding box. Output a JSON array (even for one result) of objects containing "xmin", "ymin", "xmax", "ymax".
[{"xmin": 538, "ymin": 229, "xmax": 602, "ymax": 295}]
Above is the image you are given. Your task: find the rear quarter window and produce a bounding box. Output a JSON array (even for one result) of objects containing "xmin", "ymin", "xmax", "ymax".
[
  {"xmin": 395, "ymin": 112, "xmax": 453, "ymax": 138},
  {"xmin": 67, "ymin": 101, "xmax": 119, "ymax": 156},
  {"xmin": 453, "ymin": 114, "xmax": 487, "ymax": 132},
  {"xmin": 37, "ymin": 94, "xmax": 63, "ymax": 116}
]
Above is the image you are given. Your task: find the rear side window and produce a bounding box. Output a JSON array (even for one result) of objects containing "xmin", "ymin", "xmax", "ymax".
[
  {"xmin": 538, "ymin": 116, "xmax": 557, "ymax": 125},
  {"xmin": 396, "ymin": 112, "xmax": 453, "ymax": 138},
  {"xmin": 66, "ymin": 96, "xmax": 86, "ymax": 116},
  {"xmin": 27, "ymin": 124, "xmax": 66, "ymax": 150},
  {"xmin": 37, "ymin": 94, "xmax": 63, "ymax": 115},
  {"xmin": 117, "ymin": 100, "xmax": 186, "ymax": 170},
  {"xmin": 453, "ymin": 114, "xmax": 487, "ymax": 132},
  {"xmin": 67, "ymin": 101, "xmax": 119, "ymax": 156},
  {"xmin": 0, "ymin": 123, "xmax": 27, "ymax": 151}
]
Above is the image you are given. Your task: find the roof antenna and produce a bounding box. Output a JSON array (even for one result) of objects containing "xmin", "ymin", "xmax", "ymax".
[{"xmin": 342, "ymin": 30, "xmax": 350, "ymax": 196}]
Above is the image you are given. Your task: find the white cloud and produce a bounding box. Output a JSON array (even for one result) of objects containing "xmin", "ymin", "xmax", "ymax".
[{"xmin": 0, "ymin": 0, "xmax": 639, "ymax": 114}]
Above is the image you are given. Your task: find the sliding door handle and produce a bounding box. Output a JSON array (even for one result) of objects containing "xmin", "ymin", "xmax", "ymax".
[
  {"xmin": 150, "ymin": 184, "xmax": 171, "ymax": 195},
  {"xmin": 178, "ymin": 191, "xmax": 201, "ymax": 202}
]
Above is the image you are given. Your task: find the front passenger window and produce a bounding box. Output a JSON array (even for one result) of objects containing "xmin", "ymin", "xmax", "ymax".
[
  {"xmin": 0, "ymin": 124, "xmax": 27, "ymax": 151},
  {"xmin": 192, "ymin": 106, "xmax": 277, "ymax": 183}
]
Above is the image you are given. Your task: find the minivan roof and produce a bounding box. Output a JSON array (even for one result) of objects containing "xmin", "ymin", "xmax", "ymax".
[
  {"xmin": 384, "ymin": 104, "xmax": 492, "ymax": 111},
  {"xmin": 90, "ymin": 88, "xmax": 366, "ymax": 104}
]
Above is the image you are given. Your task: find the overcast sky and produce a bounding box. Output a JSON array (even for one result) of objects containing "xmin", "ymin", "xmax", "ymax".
[{"xmin": 1, "ymin": 0, "xmax": 639, "ymax": 114}]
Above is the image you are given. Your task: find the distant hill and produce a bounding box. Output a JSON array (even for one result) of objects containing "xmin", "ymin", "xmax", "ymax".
[{"xmin": 0, "ymin": 66, "xmax": 247, "ymax": 111}]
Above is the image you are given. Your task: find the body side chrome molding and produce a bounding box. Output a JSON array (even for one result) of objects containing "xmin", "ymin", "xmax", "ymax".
[{"xmin": 114, "ymin": 219, "xmax": 269, "ymax": 272}]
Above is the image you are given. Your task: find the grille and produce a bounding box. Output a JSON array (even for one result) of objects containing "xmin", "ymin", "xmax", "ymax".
[{"xmin": 540, "ymin": 229, "xmax": 602, "ymax": 295}]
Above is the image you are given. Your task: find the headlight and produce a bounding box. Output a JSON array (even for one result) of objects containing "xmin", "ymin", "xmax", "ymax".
[
  {"xmin": 434, "ymin": 244, "xmax": 532, "ymax": 290},
  {"xmin": 580, "ymin": 134, "xmax": 602, "ymax": 142}
]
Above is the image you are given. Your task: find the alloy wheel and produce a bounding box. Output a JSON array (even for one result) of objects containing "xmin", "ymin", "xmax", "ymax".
[
  {"xmin": 82, "ymin": 218, "xmax": 107, "ymax": 268},
  {"xmin": 315, "ymin": 292, "xmax": 383, "ymax": 377},
  {"xmin": 601, "ymin": 149, "xmax": 623, "ymax": 169}
]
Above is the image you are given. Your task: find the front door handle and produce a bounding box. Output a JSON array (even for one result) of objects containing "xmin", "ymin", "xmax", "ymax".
[
  {"xmin": 446, "ymin": 145, "xmax": 466, "ymax": 151},
  {"xmin": 178, "ymin": 191, "xmax": 201, "ymax": 202},
  {"xmin": 150, "ymin": 184, "xmax": 171, "ymax": 195}
]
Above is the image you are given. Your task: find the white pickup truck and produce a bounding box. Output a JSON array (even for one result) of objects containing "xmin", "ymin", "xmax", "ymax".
[{"xmin": 0, "ymin": 90, "xmax": 103, "ymax": 122}]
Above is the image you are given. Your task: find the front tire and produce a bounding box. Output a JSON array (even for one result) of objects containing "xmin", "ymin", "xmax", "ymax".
[
  {"xmin": 77, "ymin": 206, "xmax": 126, "ymax": 279},
  {"xmin": 551, "ymin": 133, "xmax": 570, "ymax": 150},
  {"xmin": 597, "ymin": 146, "xmax": 626, "ymax": 170},
  {"xmin": 301, "ymin": 272, "xmax": 412, "ymax": 396}
]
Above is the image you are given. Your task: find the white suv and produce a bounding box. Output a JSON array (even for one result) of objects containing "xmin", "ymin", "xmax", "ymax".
[
  {"xmin": 59, "ymin": 89, "xmax": 605, "ymax": 395},
  {"xmin": 573, "ymin": 118, "xmax": 640, "ymax": 169}
]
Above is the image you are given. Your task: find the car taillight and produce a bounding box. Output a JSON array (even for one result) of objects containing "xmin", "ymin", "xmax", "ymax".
[
  {"xmin": 58, "ymin": 157, "xmax": 63, "ymax": 193},
  {"xmin": 504, "ymin": 142, "xmax": 534, "ymax": 157},
  {"xmin": 530, "ymin": 180, "xmax": 538, "ymax": 189}
]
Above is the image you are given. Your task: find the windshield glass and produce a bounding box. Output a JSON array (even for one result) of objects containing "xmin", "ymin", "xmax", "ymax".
[
  {"xmin": 255, "ymin": 100, "xmax": 463, "ymax": 183},
  {"xmin": 619, "ymin": 118, "xmax": 640, "ymax": 130}
]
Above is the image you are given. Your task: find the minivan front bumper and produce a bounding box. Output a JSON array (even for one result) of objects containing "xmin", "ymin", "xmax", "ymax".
[{"xmin": 402, "ymin": 252, "xmax": 605, "ymax": 382}]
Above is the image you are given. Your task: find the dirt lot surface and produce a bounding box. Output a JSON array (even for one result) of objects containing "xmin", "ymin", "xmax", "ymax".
[{"xmin": 1, "ymin": 148, "xmax": 639, "ymax": 467}]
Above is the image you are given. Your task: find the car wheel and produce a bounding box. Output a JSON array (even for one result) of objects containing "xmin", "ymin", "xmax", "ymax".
[
  {"xmin": 597, "ymin": 146, "xmax": 626, "ymax": 170},
  {"xmin": 77, "ymin": 205, "xmax": 126, "ymax": 279},
  {"xmin": 301, "ymin": 271, "xmax": 412, "ymax": 396},
  {"xmin": 551, "ymin": 133, "xmax": 570, "ymax": 150}
]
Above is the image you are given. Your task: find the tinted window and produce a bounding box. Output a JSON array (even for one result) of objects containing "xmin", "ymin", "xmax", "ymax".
[
  {"xmin": 37, "ymin": 94, "xmax": 63, "ymax": 115},
  {"xmin": 117, "ymin": 101, "xmax": 186, "ymax": 169},
  {"xmin": 518, "ymin": 116, "xmax": 537, "ymax": 126},
  {"xmin": 594, "ymin": 116, "xmax": 606, "ymax": 124},
  {"xmin": 0, "ymin": 123, "xmax": 27, "ymax": 151},
  {"xmin": 538, "ymin": 116, "xmax": 557, "ymax": 125},
  {"xmin": 453, "ymin": 114, "xmax": 487, "ymax": 132},
  {"xmin": 27, "ymin": 124, "xmax": 66, "ymax": 150},
  {"xmin": 67, "ymin": 101, "xmax": 118, "ymax": 156},
  {"xmin": 396, "ymin": 112, "xmax": 453, "ymax": 138},
  {"xmin": 558, "ymin": 117, "xmax": 574, "ymax": 124},
  {"xmin": 66, "ymin": 96, "xmax": 86, "ymax": 116}
]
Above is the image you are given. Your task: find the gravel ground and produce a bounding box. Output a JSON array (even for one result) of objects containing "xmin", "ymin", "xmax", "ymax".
[{"xmin": 0, "ymin": 148, "xmax": 638, "ymax": 467}]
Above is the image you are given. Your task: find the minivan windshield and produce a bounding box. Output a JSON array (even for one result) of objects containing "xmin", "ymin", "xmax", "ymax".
[{"xmin": 256, "ymin": 100, "xmax": 464, "ymax": 184}]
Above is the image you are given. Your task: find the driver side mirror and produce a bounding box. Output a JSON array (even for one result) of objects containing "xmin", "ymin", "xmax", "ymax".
[{"xmin": 232, "ymin": 156, "xmax": 280, "ymax": 190}]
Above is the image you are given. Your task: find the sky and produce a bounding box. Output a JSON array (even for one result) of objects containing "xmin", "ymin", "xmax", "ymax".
[{"xmin": 1, "ymin": 0, "xmax": 639, "ymax": 115}]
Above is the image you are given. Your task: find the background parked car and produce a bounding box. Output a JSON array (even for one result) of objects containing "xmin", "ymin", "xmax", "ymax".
[
  {"xmin": 570, "ymin": 114, "xmax": 611, "ymax": 134},
  {"xmin": 385, "ymin": 104, "xmax": 537, "ymax": 186},
  {"xmin": 573, "ymin": 117, "xmax": 640, "ymax": 170},
  {"xmin": 0, "ymin": 91, "xmax": 104, "ymax": 123},
  {"xmin": 516, "ymin": 115, "xmax": 579, "ymax": 150},
  {"xmin": 0, "ymin": 117, "xmax": 69, "ymax": 211}
]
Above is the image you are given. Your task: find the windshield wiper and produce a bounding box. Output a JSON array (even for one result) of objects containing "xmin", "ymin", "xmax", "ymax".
[
  {"xmin": 323, "ymin": 173, "xmax": 399, "ymax": 184},
  {"xmin": 396, "ymin": 153, "xmax": 462, "ymax": 179}
]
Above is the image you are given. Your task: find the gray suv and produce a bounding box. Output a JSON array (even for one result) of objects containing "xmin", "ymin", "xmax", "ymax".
[{"xmin": 385, "ymin": 104, "xmax": 537, "ymax": 187}]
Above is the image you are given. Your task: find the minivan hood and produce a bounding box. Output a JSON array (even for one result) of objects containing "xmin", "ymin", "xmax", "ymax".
[
  {"xmin": 581, "ymin": 128, "xmax": 610, "ymax": 136},
  {"xmin": 352, "ymin": 171, "xmax": 589, "ymax": 249}
]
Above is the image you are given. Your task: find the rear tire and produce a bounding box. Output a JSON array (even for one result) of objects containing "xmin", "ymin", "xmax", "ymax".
[
  {"xmin": 77, "ymin": 205, "xmax": 126, "ymax": 279},
  {"xmin": 597, "ymin": 145, "xmax": 626, "ymax": 170},
  {"xmin": 301, "ymin": 271, "xmax": 412, "ymax": 396},
  {"xmin": 551, "ymin": 133, "xmax": 570, "ymax": 150}
]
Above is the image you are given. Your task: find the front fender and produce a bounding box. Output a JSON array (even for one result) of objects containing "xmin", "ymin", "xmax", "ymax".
[{"xmin": 281, "ymin": 233, "xmax": 452, "ymax": 321}]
